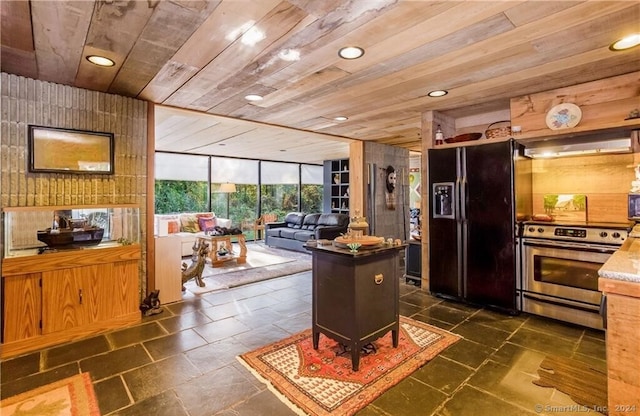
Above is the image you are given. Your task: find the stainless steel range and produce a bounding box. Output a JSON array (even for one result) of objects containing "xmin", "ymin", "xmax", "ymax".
[{"xmin": 517, "ymin": 221, "xmax": 631, "ymax": 329}]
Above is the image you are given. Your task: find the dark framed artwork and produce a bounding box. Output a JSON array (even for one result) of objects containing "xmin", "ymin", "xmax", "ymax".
[{"xmin": 28, "ymin": 125, "xmax": 114, "ymax": 174}]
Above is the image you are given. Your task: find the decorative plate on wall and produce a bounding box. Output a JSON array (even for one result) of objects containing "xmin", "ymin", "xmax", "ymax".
[{"xmin": 545, "ymin": 103, "xmax": 582, "ymax": 130}]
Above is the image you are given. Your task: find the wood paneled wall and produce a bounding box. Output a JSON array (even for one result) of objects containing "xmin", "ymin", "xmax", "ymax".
[
  {"xmin": 0, "ymin": 72, "xmax": 149, "ymax": 296},
  {"xmin": 511, "ymin": 71, "xmax": 640, "ymax": 138},
  {"xmin": 532, "ymin": 153, "xmax": 638, "ymax": 223}
]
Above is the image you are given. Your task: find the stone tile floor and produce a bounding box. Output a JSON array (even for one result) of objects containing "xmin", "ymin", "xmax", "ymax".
[{"xmin": 1, "ymin": 271, "xmax": 606, "ymax": 416}]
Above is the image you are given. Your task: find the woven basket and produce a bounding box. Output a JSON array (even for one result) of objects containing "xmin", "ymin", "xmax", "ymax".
[{"xmin": 485, "ymin": 120, "xmax": 511, "ymax": 139}]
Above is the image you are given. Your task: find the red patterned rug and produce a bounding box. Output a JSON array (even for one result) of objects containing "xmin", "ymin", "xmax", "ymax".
[{"xmin": 237, "ymin": 316, "xmax": 461, "ymax": 416}]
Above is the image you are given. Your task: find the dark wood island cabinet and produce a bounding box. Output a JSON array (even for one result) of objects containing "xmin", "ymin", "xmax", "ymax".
[{"xmin": 306, "ymin": 242, "xmax": 405, "ymax": 371}]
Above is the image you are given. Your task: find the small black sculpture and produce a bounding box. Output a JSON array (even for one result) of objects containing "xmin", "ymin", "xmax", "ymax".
[{"xmin": 139, "ymin": 289, "xmax": 163, "ymax": 317}]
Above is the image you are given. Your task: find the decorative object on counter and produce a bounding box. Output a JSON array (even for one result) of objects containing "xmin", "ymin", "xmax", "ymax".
[
  {"xmin": 434, "ymin": 124, "xmax": 444, "ymax": 145},
  {"xmin": 531, "ymin": 213, "xmax": 554, "ymax": 222},
  {"xmin": 348, "ymin": 210, "xmax": 369, "ymax": 235},
  {"xmin": 625, "ymin": 108, "xmax": 640, "ymax": 120},
  {"xmin": 334, "ymin": 235, "xmax": 384, "ymax": 248},
  {"xmin": 346, "ymin": 242, "xmax": 362, "ymax": 252},
  {"xmin": 117, "ymin": 237, "xmax": 133, "ymax": 246},
  {"xmin": 181, "ymin": 240, "xmax": 210, "ymax": 289},
  {"xmin": 484, "ymin": 120, "xmax": 511, "ymax": 139},
  {"xmin": 543, "ymin": 194, "xmax": 587, "ymax": 223},
  {"xmin": 545, "ymin": 103, "xmax": 582, "ymax": 130},
  {"xmin": 444, "ymin": 132, "xmax": 482, "ymax": 143},
  {"xmin": 139, "ymin": 289, "xmax": 163, "ymax": 317},
  {"xmin": 37, "ymin": 213, "xmax": 104, "ymax": 249}
]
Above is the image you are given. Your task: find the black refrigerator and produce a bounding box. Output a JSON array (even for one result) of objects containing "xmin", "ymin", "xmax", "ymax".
[{"xmin": 428, "ymin": 139, "xmax": 529, "ymax": 313}]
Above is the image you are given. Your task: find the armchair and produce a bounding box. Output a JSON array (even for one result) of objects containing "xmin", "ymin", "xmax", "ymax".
[{"xmin": 252, "ymin": 213, "xmax": 278, "ymax": 240}]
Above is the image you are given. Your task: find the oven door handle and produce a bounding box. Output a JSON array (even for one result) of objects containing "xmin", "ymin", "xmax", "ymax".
[
  {"xmin": 522, "ymin": 292, "xmax": 601, "ymax": 313},
  {"xmin": 522, "ymin": 240, "xmax": 618, "ymax": 254}
]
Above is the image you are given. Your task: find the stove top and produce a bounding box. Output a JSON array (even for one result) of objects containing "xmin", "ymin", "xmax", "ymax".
[{"xmin": 521, "ymin": 220, "xmax": 632, "ymax": 245}]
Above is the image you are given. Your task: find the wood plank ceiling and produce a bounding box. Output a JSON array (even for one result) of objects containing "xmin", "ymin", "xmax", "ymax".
[{"xmin": 2, "ymin": 0, "xmax": 639, "ymax": 164}]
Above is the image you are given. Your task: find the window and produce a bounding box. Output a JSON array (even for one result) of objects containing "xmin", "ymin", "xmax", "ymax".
[
  {"xmin": 301, "ymin": 164, "xmax": 323, "ymax": 213},
  {"xmin": 155, "ymin": 153, "xmax": 209, "ymax": 214},
  {"xmin": 210, "ymin": 157, "xmax": 258, "ymax": 230},
  {"xmin": 260, "ymin": 162, "xmax": 300, "ymax": 220},
  {"xmin": 154, "ymin": 152, "xmax": 325, "ymax": 239}
]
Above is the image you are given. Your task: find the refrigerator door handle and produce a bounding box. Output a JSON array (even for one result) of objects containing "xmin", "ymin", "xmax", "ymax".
[{"xmin": 459, "ymin": 148, "xmax": 467, "ymax": 221}]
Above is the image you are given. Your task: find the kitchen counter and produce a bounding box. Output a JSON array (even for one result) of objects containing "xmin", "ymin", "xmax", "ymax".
[
  {"xmin": 598, "ymin": 238, "xmax": 640, "ymax": 283},
  {"xmin": 597, "ymin": 237, "xmax": 640, "ymax": 416}
]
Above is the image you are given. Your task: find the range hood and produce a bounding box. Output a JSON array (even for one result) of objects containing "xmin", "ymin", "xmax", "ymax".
[{"xmin": 522, "ymin": 129, "xmax": 636, "ymax": 158}]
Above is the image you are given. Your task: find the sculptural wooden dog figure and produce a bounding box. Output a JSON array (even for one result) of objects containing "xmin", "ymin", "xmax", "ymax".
[{"xmin": 181, "ymin": 240, "xmax": 210, "ymax": 290}]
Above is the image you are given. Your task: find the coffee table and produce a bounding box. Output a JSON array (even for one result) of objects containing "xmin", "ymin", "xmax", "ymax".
[{"xmin": 196, "ymin": 234, "xmax": 246, "ymax": 267}]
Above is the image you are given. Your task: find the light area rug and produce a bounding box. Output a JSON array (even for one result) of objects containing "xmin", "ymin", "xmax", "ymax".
[
  {"xmin": 0, "ymin": 373, "xmax": 100, "ymax": 416},
  {"xmin": 237, "ymin": 315, "xmax": 461, "ymax": 416},
  {"xmin": 184, "ymin": 243, "xmax": 311, "ymax": 294}
]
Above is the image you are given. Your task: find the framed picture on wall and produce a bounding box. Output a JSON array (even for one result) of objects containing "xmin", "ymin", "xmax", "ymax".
[{"xmin": 28, "ymin": 125, "xmax": 114, "ymax": 174}]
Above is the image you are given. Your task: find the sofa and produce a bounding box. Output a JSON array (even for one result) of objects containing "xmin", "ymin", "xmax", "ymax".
[
  {"xmin": 154, "ymin": 212, "xmax": 233, "ymax": 257},
  {"xmin": 265, "ymin": 212, "xmax": 349, "ymax": 252}
]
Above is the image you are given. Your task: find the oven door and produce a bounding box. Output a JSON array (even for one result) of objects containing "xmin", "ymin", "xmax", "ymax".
[{"xmin": 521, "ymin": 239, "xmax": 615, "ymax": 328}]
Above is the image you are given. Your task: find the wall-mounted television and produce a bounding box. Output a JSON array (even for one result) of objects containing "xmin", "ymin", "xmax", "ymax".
[{"xmin": 28, "ymin": 125, "xmax": 114, "ymax": 174}]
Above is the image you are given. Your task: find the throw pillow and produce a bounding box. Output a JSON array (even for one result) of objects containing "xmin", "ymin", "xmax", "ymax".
[
  {"xmin": 180, "ymin": 214, "xmax": 200, "ymax": 233},
  {"xmin": 198, "ymin": 217, "xmax": 217, "ymax": 232},
  {"xmin": 167, "ymin": 220, "xmax": 180, "ymax": 234}
]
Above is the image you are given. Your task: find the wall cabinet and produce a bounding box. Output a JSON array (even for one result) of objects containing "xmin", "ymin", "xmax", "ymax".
[{"xmin": 323, "ymin": 159, "xmax": 349, "ymax": 214}]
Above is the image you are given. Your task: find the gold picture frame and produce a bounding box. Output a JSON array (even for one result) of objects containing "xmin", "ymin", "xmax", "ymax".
[{"xmin": 28, "ymin": 125, "xmax": 114, "ymax": 174}]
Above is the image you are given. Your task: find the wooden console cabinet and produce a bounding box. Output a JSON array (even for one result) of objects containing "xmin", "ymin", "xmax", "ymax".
[
  {"xmin": 306, "ymin": 243, "xmax": 404, "ymax": 371},
  {"xmin": 2, "ymin": 245, "xmax": 141, "ymax": 358}
]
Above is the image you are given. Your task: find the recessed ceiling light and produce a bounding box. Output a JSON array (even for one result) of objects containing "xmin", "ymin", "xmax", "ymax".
[
  {"xmin": 338, "ymin": 46, "xmax": 364, "ymax": 60},
  {"xmin": 334, "ymin": 116, "xmax": 348, "ymax": 121},
  {"xmin": 86, "ymin": 55, "xmax": 115, "ymax": 67},
  {"xmin": 427, "ymin": 90, "xmax": 448, "ymax": 97},
  {"xmin": 609, "ymin": 33, "xmax": 640, "ymax": 51},
  {"xmin": 244, "ymin": 94, "xmax": 263, "ymax": 101}
]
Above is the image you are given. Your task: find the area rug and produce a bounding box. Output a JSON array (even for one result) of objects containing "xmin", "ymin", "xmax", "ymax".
[
  {"xmin": 237, "ymin": 315, "xmax": 461, "ymax": 416},
  {"xmin": 0, "ymin": 373, "xmax": 100, "ymax": 416},
  {"xmin": 184, "ymin": 243, "xmax": 311, "ymax": 294},
  {"xmin": 533, "ymin": 355, "xmax": 608, "ymax": 413}
]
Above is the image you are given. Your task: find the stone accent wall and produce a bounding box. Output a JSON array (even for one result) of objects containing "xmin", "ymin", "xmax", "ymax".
[
  {"xmin": 364, "ymin": 142, "xmax": 410, "ymax": 240},
  {"xmin": 0, "ymin": 72, "xmax": 148, "ymax": 296}
]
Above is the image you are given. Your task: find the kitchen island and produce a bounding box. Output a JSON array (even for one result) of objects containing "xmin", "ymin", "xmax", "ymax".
[
  {"xmin": 306, "ymin": 241, "xmax": 405, "ymax": 371},
  {"xmin": 598, "ymin": 238, "xmax": 640, "ymax": 415}
]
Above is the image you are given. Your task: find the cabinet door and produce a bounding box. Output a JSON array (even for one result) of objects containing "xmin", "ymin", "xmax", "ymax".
[
  {"xmin": 2, "ymin": 273, "xmax": 42, "ymax": 342},
  {"xmin": 104, "ymin": 260, "xmax": 139, "ymax": 319},
  {"xmin": 41, "ymin": 265, "xmax": 102, "ymax": 334}
]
